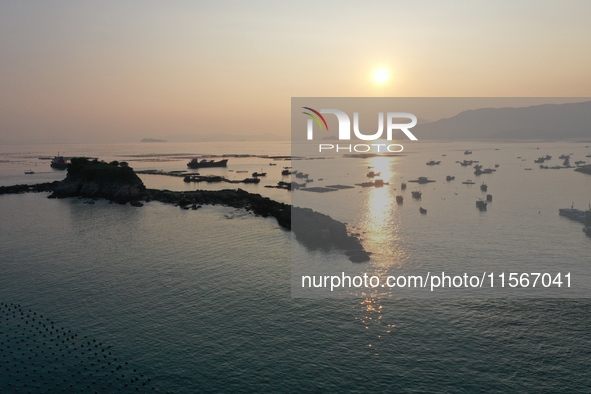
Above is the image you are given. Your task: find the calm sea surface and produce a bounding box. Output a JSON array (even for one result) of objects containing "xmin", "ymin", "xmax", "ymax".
[{"xmin": 1, "ymin": 141, "xmax": 591, "ymax": 392}]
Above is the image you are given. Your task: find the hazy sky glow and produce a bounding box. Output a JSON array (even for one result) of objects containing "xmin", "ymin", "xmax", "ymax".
[{"xmin": 1, "ymin": 1, "xmax": 591, "ymax": 143}]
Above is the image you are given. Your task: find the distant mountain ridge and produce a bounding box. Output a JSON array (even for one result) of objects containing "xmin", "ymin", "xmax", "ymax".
[{"xmin": 414, "ymin": 100, "xmax": 591, "ymax": 140}]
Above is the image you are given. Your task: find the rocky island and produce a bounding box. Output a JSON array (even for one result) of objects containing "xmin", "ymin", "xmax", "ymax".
[
  {"xmin": 49, "ymin": 158, "xmax": 146, "ymax": 203},
  {"xmin": 0, "ymin": 157, "xmax": 370, "ymax": 263}
]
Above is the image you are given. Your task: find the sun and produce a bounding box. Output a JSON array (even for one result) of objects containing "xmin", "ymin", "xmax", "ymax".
[{"xmin": 373, "ymin": 68, "xmax": 389, "ymax": 84}]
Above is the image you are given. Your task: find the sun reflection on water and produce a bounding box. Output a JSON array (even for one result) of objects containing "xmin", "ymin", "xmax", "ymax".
[
  {"xmin": 356, "ymin": 297, "xmax": 397, "ymax": 356},
  {"xmin": 357, "ymin": 156, "xmax": 409, "ymax": 269}
]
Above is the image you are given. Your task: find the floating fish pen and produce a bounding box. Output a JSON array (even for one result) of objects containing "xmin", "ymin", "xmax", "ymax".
[
  {"xmin": 300, "ymin": 187, "xmax": 338, "ymax": 193},
  {"xmin": 408, "ymin": 177, "xmax": 435, "ymax": 184},
  {"xmin": 0, "ymin": 302, "xmax": 157, "ymax": 392}
]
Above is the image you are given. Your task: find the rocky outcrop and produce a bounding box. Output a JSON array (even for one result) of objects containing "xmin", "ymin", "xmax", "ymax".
[
  {"xmin": 1, "ymin": 169, "xmax": 371, "ymax": 262},
  {"xmin": 145, "ymin": 188, "xmax": 370, "ymax": 262},
  {"xmin": 48, "ymin": 158, "xmax": 146, "ymax": 203},
  {"xmin": 0, "ymin": 182, "xmax": 58, "ymax": 195}
]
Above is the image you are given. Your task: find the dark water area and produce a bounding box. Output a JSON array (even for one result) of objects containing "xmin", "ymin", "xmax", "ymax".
[{"xmin": 1, "ymin": 141, "xmax": 591, "ymax": 392}]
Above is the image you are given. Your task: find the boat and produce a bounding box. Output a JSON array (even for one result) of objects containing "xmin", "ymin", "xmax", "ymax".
[
  {"xmin": 243, "ymin": 178, "xmax": 261, "ymax": 184},
  {"xmin": 367, "ymin": 171, "xmax": 381, "ymax": 178},
  {"xmin": 252, "ymin": 172, "xmax": 267, "ymax": 177},
  {"xmin": 396, "ymin": 195, "xmax": 403, "ymax": 204},
  {"xmin": 24, "ymin": 170, "xmax": 35, "ymax": 174},
  {"xmin": 559, "ymin": 154, "xmax": 570, "ymax": 160},
  {"xmin": 524, "ymin": 168, "xmax": 532, "ymax": 170},
  {"xmin": 419, "ymin": 207, "xmax": 427, "ymax": 214},
  {"xmin": 236, "ymin": 170, "xmax": 248, "ymax": 173},
  {"xmin": 401, "ymin": 183, "xmax": 407, "ymax": 190},
  {"xmin": 411, "ymin": 191, "xmax": 422, "ymax": 199},
  {"xmin": 446, "ymin": 175, "xmax": 455, "ymax": 181},
  {"xmin": 50, "ymin": 155, "xmax": 68, "ymax": 170},
  {"xmin": 476, "ymin": 200, "xmax": 487, "ymax": 211},
  {"xmin": 281, "ymin": 169, "xmax": 292, "ymax": 176},
  {"xmin": 462, "ymin": 180, "xmax": 475, "ymax": 185},
  {"xmin": 584, "ymin": 227, "xmax": 591, "ymax": 237},
  {"xmin": 457, "ymin": 160, "xmax": 477, "ymax": 166},
  {"xmin": 464, "ymin": 150, "xmax": 472, "ymax": 155},
  {"xmin": 269, "ymin": 163, "xmax": 277, "ymax": 166},
  {"xmin": 426, "ymin": 160, "xmax": 441, "ymax": 166},
  {"xmin": 408, "ymin": 177, "xmax": 435, "ymax": 184},
  {"xmin": 480, "ymin": 183, "xmax": 488, "ymax": 192},
  {"xmin": 187, "ymin": 158, "xmax": 228, "ymax": 168},
  {"xmin": 486, "ymin": 194, "xmax": 493, "ymax": 202}
]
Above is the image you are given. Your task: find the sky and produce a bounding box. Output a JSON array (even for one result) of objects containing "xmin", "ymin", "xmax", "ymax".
[{"xmin": 1, "ymin": 0, "xmax": 591, "ymax": 144}]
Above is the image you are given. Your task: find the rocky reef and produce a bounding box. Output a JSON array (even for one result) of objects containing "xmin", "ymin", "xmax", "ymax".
[
  {"xmin": 145, "ymin": 188, "xmax": 370, "ymax": 262},
  {"xmin": 48, "ymin": 158, "xmax": 146, "ymax": 203},
  {"xmin": 0, "ymin": 161, "xmax": 370, "ymax": 262}
]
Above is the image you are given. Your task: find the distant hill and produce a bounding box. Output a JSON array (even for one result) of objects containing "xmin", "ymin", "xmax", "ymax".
[
  {"xmin": 414, "ymin": 100, "xmax": 591, "ymax": 140},
  {"xmin": 141, "ymin": 138, "xmax": 167, "ymax": 142}
]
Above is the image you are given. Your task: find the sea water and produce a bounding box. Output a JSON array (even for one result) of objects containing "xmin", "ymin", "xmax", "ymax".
[{"xmin": 1, "ymin": 141, "xmax": 591, "ymax": 392}]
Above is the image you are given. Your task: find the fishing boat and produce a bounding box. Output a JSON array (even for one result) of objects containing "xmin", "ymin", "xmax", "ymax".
[
  {"xmin": 187, "ymin": 158, "xmax": 228, "ymax": 169},
  {"xmin": 24, "ymin": 170, "xmax": 35, "ymax": 174},
  {"xmin": 464, "ymin": 150, "xmax": 472, "ymax": 155},
  {"xmin": 446, "ymin": 175, "xmax": 455, "ymax": 181},
  {"xmin": 401, "ymin": 183, "xmax": 407, "ymax": 190},
  {"xmin": 396, "ymin": 195, "xmax": 403, "ymax": 204},
  {"xmin": 426, "ymin": 160, "xmax": 441, "ymax": 166},
  {"xmin": 476, "ymin": 200, "xmax": 487, "ymax": 211},
  {"xmin": 50, "ymin": 155, "xmax": 68, "ymax": 169},
  {"xmin": 243, "ymin": 178, "xmax": 261, "ymax": 184},
  {"xmin": 462, "ymin": 180, "xmax": 475, "ymax": 185},
  {"xmin": 480, "ymin": 183, "xmax": 488, "ymax": 192},
  {"xmin": 419, "ymin": 207, "xmax": 427, "ymax": 214},
  {"xmin": 367, "ymin": 171, "xmax": 381, "ymax": 178},
  {"xmin": 252, "ymin": 172, "xmax": 267, "ymax": 177},
  {"xmin": 411, "ymin": 191, "xmax": 422, "ymax": 199}
]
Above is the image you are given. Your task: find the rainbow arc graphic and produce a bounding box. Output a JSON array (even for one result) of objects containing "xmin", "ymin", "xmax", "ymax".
[{"xmin": 302, "ymin": 107, "xmax": 329, "ymax": 131}]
